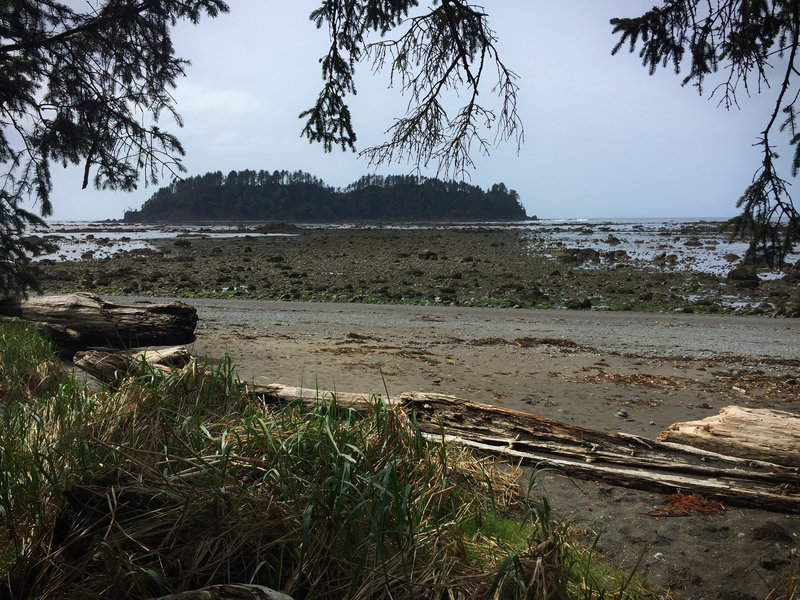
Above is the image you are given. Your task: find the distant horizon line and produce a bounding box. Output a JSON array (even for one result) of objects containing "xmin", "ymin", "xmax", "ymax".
[{"xmin": 43, "ymin": 215, "xmax": 737, "ymax": 223}]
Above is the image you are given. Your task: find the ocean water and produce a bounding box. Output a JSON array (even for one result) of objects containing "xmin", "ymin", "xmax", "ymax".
[
  {"xmin": 521, "ymin": 218, "xmax": 758, "ymax": 277},
  {"xmin": 30, "ymin": 218, "xmax": 796, "ymax": 277},
  {"xmin": 30, "ymin": 222, "xmax": 297, "ymax": 262}
]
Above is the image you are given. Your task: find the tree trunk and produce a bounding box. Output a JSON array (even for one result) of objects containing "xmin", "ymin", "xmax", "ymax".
[
  {"xmin": 0, "ymin": 293, "xmax": 197, "ymax": 357},
  {"xmin": 252, "ymin": 383, "xmax": 800, "ymax": 513}
]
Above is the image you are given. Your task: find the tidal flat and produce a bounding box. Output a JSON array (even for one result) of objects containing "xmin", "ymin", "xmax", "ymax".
[{"xmin": 37, "ymin": 222, "xmax": 800, "ymax": 315}]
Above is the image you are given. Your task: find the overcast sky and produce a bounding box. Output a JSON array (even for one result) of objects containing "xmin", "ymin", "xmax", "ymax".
[{"xmin": 47, "ymin": 1, "xmax": 785, "ymax": 221}]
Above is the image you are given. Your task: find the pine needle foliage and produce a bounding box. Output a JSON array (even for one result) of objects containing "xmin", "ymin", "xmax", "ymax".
[
  {"xmin": 0, "ymin": 0, "xmax": 229, "ymax": 297},
  {"xmin": 611, "ymin": 1, "xmax": 800, "ymax": 266},
  {"xmin": 302, "ymin": 0, "xmax": 523, "ymax": 179},
  {"xmin": 0, "ymin": 323, "xmax": 664, "ymax": 600}
]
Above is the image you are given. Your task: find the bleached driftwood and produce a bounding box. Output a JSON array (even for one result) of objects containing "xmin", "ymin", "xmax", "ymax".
[
  {"xmin": 153, "ymin": 584, "xmax": 293, "ymax": 600},
  {"xmin": 658, "ymin": 405, "xmax": 800, "ymax": 467},
  {"xmin": 74, "ymin": 346, "xmax": 192, "ymax": 383},
  {"xmin": 0, "ymin": 292, "xmax": 197, "ymax": 356},
  {"xmin": 132, "ymin": 346, "xmax": 193, "ymax": 368},
  {"xmin": 252, "ymin": 384, "xmax": 800, "ymax": 513}
]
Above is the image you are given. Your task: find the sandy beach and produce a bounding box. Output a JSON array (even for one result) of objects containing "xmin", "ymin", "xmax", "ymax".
[
  {"xmin": 114, "ymin": 295, "xmax": 800, "ymax": 600},
  {"xmin": 174, "ymin": 297, "xmax": 800, "ymax": 438}
]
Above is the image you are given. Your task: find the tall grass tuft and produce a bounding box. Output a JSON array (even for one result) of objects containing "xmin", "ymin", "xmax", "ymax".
[
  {"xmin": 0, "ymin": 320, "xmax": 65, "ymax": 403},
  {"xmin": 0, "ymin": 322, "xmax": 663, "ymax": 599}
]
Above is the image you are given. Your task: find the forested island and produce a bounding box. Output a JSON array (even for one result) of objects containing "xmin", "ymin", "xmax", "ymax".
[{"xmin": 122, "ymin": 169, "xmax": 531, "ymax": 222}]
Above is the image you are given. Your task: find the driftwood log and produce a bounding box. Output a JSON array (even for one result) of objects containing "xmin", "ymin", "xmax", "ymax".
[
  {"xmin": 74, "ymin": 346, "xmax": 192, "ymax": 384},
  {"xmin": 0, "ymin": 292, "xmax": 197, "ymax": 357},
  {"xmin": 252, "ymin": 384, "xmax": 800, "ymax": 513},
  {"xmin": 658, "ymin": 405, "xmax": 800, "ymax": 466}
]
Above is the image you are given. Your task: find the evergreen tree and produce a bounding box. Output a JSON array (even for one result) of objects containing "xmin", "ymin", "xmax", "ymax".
[
  {"xmin": 611, "ymin": 1, "xmax": 800, "ymax": 265},
  {"xmin": 304, "ymin": 1, "xmax": 799, "ymax": 265},
  {"xmin": 0, "ymin": 0, "xmax": 228, "ymax": 297},
  {"xmin": 8, "ymin": 2, "xmax": 796, "ymax": 298},
  {"xmin": 123, "ymin": 169, "xmax": 528, "ymax": 222}
]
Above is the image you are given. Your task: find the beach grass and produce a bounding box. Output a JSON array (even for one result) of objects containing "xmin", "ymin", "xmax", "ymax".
[{"xmin": 0, "ymin": 321, "xmax": 667, "ymax": 599}]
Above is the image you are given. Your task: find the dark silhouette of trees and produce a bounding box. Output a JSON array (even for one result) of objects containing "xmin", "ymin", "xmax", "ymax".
[
  {"xmin": 123, "ymin": 170, "xmax": 528, "ymax": 222},
  {"xmin": 304, "ymin": 1, "xmax": 800, "ymax": 265},
  {"xmin": 301, "ymin": 0, "xmax": 523, "ymax": 179},
  {"xmin": 6, "ymin": 1, "xmax": 799, "ymax": 296}
]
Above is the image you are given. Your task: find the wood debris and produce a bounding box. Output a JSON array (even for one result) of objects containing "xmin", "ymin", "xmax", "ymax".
[
  {"xmin": 574, "ymin": 372, "xmax": 688, "ymax": 388},
  {"xmin": 253, "ymin": 383, "xmax": 800, "ymax": 514}
]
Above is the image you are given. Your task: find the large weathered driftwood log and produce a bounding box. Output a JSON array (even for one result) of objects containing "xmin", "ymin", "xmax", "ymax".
[
  {"xmin": 0, "ymin": 293, "xmax": 197, "ymax": 356},
  {"xmin": 74, "ymin": 346, "xmax": 192, "ymax": 383},
  {"xmin": 252, "ymin": 384, "xmax": 800, "ymax": 513},
  {"xmin": 658, "ymin": 405, "xmax": 800, "ymax": 466}
]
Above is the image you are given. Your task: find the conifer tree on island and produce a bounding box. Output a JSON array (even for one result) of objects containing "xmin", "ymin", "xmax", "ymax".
[{"xmin": 1, "ymin": 1, "xmax": 799, "ymax": 297}]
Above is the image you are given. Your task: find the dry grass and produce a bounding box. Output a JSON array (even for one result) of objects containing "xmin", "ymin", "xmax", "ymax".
[{"xmin": 0, "ymin": 319, "xmax": 65, "ymax": 403}]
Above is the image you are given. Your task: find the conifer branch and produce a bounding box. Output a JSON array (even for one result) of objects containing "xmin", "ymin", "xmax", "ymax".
[
  {"xmin": 303, "ymin": 1, "xmax": 522, "ymax": 179},
  {"xmin": 0, "ymin": 0, "xmax": 228, "ymax": 296},
  {"xmin": 612, "ymin": 0, "xmax": 800, "ymax": 266}
]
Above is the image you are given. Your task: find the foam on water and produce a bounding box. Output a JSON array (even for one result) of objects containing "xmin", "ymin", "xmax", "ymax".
[{"xmin": 31, "ymin": 222, "xmax": 297, "ymax": 262}]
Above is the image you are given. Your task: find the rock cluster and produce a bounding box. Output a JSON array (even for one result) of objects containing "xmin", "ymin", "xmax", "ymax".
[{"xmin": 38, "ymin": 227, "xmax": 800, "ymax": 315}]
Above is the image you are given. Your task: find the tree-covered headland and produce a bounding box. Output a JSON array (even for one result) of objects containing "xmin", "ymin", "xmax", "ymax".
[{"xmin": 122, "ymin": 170, "xmax": 530, "ymax": 222}]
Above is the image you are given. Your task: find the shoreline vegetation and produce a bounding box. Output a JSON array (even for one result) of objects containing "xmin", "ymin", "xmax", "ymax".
[
  {"xmin": 122, "ymin": 171, "xmax": 531, "ymax": 223},
  {"xmin": 0, "ymin": 320, "xmax": 663, "ymax": 600}
]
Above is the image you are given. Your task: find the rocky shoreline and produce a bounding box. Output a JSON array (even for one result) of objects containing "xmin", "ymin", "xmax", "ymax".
[{"xmin": 37, "ymin": 223, "xmax": 800, "ymax": 316}]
